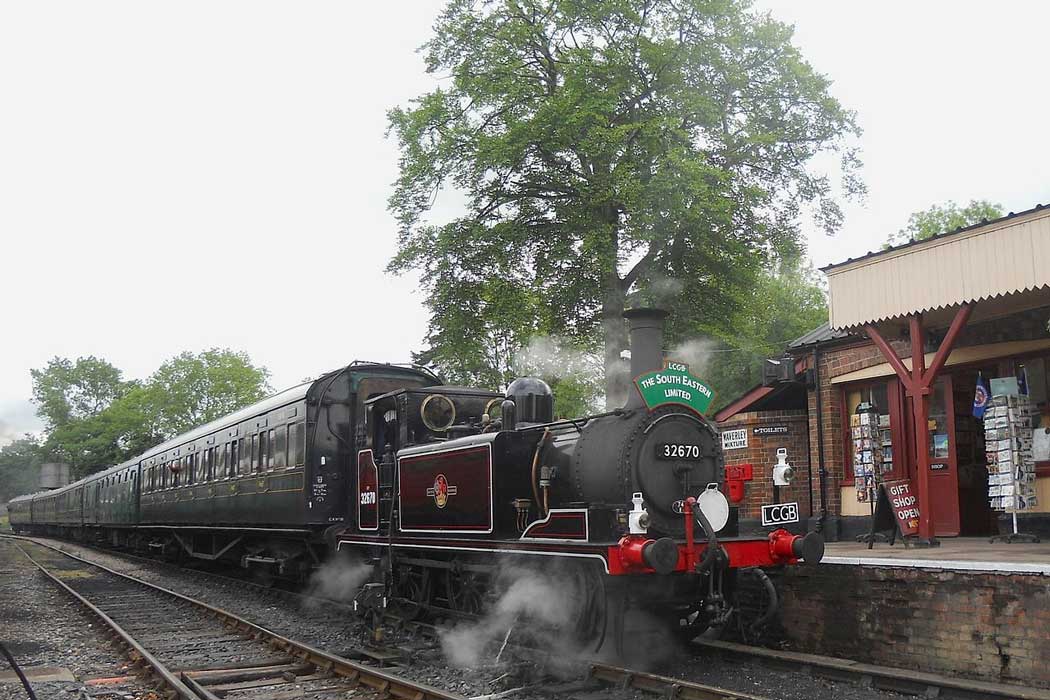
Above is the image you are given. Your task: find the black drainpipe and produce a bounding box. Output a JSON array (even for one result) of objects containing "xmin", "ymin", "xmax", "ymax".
[
  {"xmin": 803, "ymin": 369, "xmax": 814, "ymax": 520},
  {"xmin": 813, "ymin": 344, "xmax": 829, "ymax": 533}
]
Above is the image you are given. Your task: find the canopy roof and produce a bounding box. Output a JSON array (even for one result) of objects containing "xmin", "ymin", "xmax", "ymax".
[{"xmin": 823, "ymin": 204, "xmax": 1050, "ymax": 330}]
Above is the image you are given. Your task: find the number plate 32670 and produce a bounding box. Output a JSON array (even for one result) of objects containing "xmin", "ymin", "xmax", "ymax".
[{"xmin": 656, "ymin": 443, "xmax": 702, "ymax": 460}]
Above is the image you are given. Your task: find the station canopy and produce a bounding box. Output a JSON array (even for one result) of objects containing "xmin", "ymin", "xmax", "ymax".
[{"xmin": 822, "ymin": 204, "xmax": 1050, "ymax": 332}]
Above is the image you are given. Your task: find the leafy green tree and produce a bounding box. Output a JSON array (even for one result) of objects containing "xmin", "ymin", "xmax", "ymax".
[
  {"xmin": 31, "ymin": 356, "xmax": 130, "ymax": 430},
  {"xmin": 0, "ymin": 436, "xmax": 44, "ymax": 502},
  {"xmin": 388, "ymin": 0, "xmax": 863, "ymax": 405},
  {"xmin": 885, "ymin": 200, "xmax": 1003, "ymax": 248},
  {"xmin": 29, "ymin": 349, "xmax": 271, "ymax": 477},
  {"xmin": 147, "ymin": 349, "xmax": 271, "ymax": 438},
  {"xmin": 702, "ymin": 258, "xmax": 828, "ymax": 409}
]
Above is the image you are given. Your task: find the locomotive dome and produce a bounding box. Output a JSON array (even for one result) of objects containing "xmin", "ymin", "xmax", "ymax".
[{"xmin": 506, "ymin": 376, "xmax": 554, "ymax": 425}]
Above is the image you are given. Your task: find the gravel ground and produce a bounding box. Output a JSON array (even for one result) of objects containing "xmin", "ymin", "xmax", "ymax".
[
  {"xmin": 23, "ymin": 537, "xmax": 911, "ymax": 700},
  {"xmin": 0, "ymin": 539, "xmax": 157, "ymax": 700}
]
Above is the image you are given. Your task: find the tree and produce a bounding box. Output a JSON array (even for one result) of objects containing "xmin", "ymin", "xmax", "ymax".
[
  {"xmin": 388, "ymin": 0, "xmax": 863, "ymax": 405},
  {"xmin": 29, "ymin": 349, "xmax": 271, "ymax": 478},
  {"xmin": 701, "ymin": 257, "xmax": 828, "ymax": 408},
  {"xmin": 147, "ymin": 349, "xmax": 272, "ymax": 438},
  {"xmin": 31, "ymin": 356, "xmax": 130, "ymax": 430},
  {"xmin": 0, "ymin": 436, "xmax": 44, "ymax": 503},
  {"xmin": 885, "ymin": 200, "xmax": 1003, "ymax": 248}
]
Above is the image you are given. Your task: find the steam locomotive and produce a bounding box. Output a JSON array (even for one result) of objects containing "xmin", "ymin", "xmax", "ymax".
[
  {"xmin": 8, "ymin": 308, "xmax": 823, "ymax": 649},
  {"xmin": 340, "ymin": 308, "xmax": 823, "ymax": 647}
]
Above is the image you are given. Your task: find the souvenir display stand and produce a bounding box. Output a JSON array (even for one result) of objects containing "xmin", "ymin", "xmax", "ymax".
[
  {"xmin": 984, "ymin": 394, "xmax": 1040, "ymax": 544},
  {"xmin": 852, "ymin": 402, "xmax": 891, "ymax": 543}
]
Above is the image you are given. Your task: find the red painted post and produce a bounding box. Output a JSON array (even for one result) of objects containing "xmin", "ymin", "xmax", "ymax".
[{"xmin": 909, "ymin": 314, "xmax": 939, "ymax": 544}]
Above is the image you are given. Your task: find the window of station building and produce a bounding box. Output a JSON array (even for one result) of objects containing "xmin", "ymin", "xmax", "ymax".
[
  {"xmin": 843, "ymin": 381, "xmax": 896, "ymax": 479},
  {"xmin": 274, "ymin": 425, "xmax": 287, "ymax": 469},
  {"xmin": 290, "ymin": 422, "xmax": 306, "ymax": 466}
]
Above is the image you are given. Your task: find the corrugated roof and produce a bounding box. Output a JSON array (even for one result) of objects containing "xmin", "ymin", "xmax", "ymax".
[
  {"xmin": 788, "ymin": 322, "xmax": 854, "ymax": 349},
  {"xmin": 823, "ymin": 205, "xmax": 1050, "ymax": 329},
  {"xmin": 821, "ymin": 202, "xmax": 1050, "ymax": 273}
]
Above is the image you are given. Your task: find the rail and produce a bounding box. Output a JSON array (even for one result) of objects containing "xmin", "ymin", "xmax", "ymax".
[{"xmin": 4, "ymin": 534, "xmax": 464, "ymax": 700}]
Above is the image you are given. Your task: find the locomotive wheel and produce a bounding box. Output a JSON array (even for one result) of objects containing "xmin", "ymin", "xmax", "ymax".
[
  {"xmin": 392, "ymin": 566, "xmax": 431, "ymax": 620},
  {"xmin": 565, "ymin": 565, "xmax": 608, "ymax": 651},
  {"xmin": 446, "ymin": 566, "xmax": 486, "ymax": 615}
]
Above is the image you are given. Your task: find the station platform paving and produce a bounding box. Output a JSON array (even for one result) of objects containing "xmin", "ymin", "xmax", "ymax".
[{"xmin": 821, "ymin": 537, "xmax": 1050, "ymax": 575}]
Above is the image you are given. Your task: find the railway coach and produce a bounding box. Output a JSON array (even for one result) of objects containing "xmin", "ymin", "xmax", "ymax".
[{"xmin": 10, "ymin": 362, "xmax": 439, "ymax": 578}]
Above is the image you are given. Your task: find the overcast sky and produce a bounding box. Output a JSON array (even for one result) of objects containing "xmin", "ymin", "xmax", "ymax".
[{"xmin": 2, "ymin": 1, "xmax": 1049, "ymax": 445}]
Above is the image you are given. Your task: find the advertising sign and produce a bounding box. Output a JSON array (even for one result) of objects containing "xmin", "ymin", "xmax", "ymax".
[
  {"xmin": 881, "ymin": 478, "xmax": 920, "ymax": 536},
  {"xmin": 721, "ymin": 428, "xmax": 747, "ymax": 451}
]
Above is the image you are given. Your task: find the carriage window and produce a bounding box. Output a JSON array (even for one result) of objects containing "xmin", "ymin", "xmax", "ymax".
[
  {"xmin": 290, "ymin": 421, "xmax": 305, "ymax": 466},
  {"xmin": 274, "ymin": 425, "xmax": 287, "ymax": 468},
  {"xmin": 187, "ymin": 454, "xmax": 195, "ymax": 484},
  {"xmin": 250, "ymin": 433, "xmax": 259, "ymax": 472},
  {"xmin": 227, "ymin": 442, "xmax": 236, "ymax": 477},
  {"xmin": 266, "ymin": 429, "xmax": 275, "ymax": 470},
  {"xmin": 239, "ymin": 437, "xmax": 250, "ymax": 474},
  {"xmin": 257, "ymin": 431, "xmax": 267, "ymax": 471}
]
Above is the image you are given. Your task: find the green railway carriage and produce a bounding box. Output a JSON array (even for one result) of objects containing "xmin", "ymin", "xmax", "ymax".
[
  {"xmin": 9, "ymin": 362, "xmax": 438, "ymax": 577},
  {"xmin": 7, "ymin": 493, "xmax": 33, "ymax": 532}
]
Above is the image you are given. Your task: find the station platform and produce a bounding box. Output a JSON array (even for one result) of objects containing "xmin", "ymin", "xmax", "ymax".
[
  {"xmin": 821, "ymin": 537, "xmax": 1050, "ymax": 575},
  {"xmin": 775, "ymin": 537, "xmax": 1050, "ymax": 690}
]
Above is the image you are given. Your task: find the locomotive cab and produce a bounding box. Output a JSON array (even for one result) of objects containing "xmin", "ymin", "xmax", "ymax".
[{"xmin": 361, "ymin": 386, "xmax": 505, "ymax": 457}]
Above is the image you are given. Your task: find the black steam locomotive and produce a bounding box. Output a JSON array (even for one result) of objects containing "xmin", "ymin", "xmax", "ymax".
[{"xmin": 9, "ymin": 308, "xmax": 823, "ymax": 648}]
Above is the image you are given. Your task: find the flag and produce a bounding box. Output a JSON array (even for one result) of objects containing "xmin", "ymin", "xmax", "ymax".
[
  {"xmin": 973, "ymin": 374, "xmax": 990, "ymax": 419},
  {"xmin": 1018, "ymin": 365, "xmax": 1029, "ymax": 396}
]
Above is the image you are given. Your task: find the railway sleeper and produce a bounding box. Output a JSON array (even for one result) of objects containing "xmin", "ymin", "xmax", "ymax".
[{"xmin": 186, "ymin": 662, "xmax": 315, "ymax": 685}]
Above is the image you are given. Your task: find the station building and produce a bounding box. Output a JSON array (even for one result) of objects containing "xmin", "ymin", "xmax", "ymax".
[
  {"xmin": 716, "ymin": 204, "xmax": 1050, "ymax": 689},
  {"xmin": 719, "ymin": 203, "xmax": 1050, "ymax": 542}
]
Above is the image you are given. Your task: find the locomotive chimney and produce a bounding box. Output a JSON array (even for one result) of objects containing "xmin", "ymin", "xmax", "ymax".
[{"xmin": 623, "ymin": 307, "xmax": 668, "ymax": 408}]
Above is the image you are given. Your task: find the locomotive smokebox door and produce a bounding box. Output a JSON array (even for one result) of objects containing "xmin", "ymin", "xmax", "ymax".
[{"xmin": 630, "ymin": 409, "xmax": 721, "ymax": 535}]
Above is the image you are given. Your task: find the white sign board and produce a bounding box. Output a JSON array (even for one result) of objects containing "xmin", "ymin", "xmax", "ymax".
[{"xmin": 721, "ymin": 428, "xmax": 748, "ymax": 451}]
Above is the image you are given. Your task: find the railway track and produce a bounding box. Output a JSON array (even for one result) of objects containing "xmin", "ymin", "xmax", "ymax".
[
  {"xmin": 5, "ymin": 534, "xmax": 782, "ymax": 700},
  {"xmin": 7, "ymin": 536, "xmax": 464, "ymax": 700}
]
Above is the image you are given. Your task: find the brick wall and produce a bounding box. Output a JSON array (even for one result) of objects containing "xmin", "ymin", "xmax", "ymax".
[
  {"xmin": 780, "ymin": 563, "xmax": 1050, "ymax": 688},
  {"xmin": 720, "ymin": 410, "xmax": 810, "ymax": 521}
]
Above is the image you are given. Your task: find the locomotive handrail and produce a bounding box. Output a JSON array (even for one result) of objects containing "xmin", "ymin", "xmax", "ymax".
[{"xmin": 517, "ymin": 407, "xmax": 629, "ymax": 433}]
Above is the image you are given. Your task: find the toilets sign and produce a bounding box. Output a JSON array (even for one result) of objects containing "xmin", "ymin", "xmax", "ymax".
[{"xmin": 634, "ymin": 361, "xmax": 715, "ymax": 416}]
